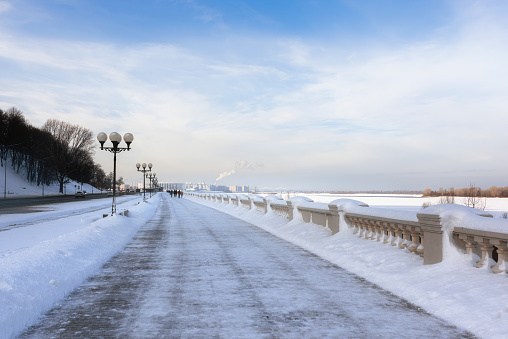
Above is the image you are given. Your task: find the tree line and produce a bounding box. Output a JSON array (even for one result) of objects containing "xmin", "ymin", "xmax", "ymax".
[
  {"xmin": 0, "ymin": 107, "xmax": 118, "ymax": 193},
  {"xmin": 422, "ymin": 185, "xmax": 508, "ymax": 198},
  {"xmin": 422, "ymin": 184, "xmax": 508, "ymax": 210}
]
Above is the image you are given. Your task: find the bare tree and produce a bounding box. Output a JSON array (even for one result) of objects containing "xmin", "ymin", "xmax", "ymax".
[
  {"xmin": 439, "ymin": 187, "xmax": 455, "ymax": 204},
  {"xmin": 462, "ymin": 182, "xmax": 487, "ymax": 210},
  {"xmin": 42, "ymin": 119, "xmax": 95, "ymax": 193}
]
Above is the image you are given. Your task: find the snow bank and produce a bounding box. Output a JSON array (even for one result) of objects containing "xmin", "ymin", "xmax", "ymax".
[{"xmin": 0, "ymin": 195, "xmax": 160, "ymax": 339}]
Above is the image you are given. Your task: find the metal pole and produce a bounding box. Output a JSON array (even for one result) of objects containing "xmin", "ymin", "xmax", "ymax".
[
  {"xmin": 143, "ymin": 174, "xmax": 146, "ymax": 201},
  {"xmin": 112, "ymin": 150, "xmax": 117, "ymax": 215}
]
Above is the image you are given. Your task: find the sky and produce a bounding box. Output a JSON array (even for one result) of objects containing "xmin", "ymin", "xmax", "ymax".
[{"xmin": 1, "ymin": 0, "xmax": 507, "ymax": 191}]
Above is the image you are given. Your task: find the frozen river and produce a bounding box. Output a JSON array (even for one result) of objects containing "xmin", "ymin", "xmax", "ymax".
[{"xmin": 19, "ymin": 194, "xmax": 474, "ymax": 338}]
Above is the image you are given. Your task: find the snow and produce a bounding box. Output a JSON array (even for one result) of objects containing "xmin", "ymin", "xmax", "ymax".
[
  {"xmin": 0, "ymin": 193, "xmax": 159, "ymax": 338},
  {"xmin": 2, "ymin": 163, "xmax": 508, "ymax": 338},
  {"xmin": 0, "ymin": 161, "xmax": 102, "ymax": 198},
  {"xmin": 189, "ymin": 194, "xmax": 508, "ymax": 339}
]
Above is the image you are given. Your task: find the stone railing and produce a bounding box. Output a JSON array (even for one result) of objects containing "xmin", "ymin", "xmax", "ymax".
[
  {"xmin": 296, "ymin": 203, "xmax": 340, "ymax": 234},
  {"xmin": 346, "ymin": 213, "xmax": 426, "ymax": 261},
  {"xmin": 186, "ymin": 192, "xmax": 508, "ymax": 273},
  {"xmin": 454, "ymin": 227, "xmax": 508, "ymax": 274},
  {"xmin": 253, "ymin": 200, "xmax": 267, "ymax": 214},
  {"xmin": 270, "ymin": 201, "xmax": 290, "ymax": 219},
  {"xmin": 240, "ymin": 197, "xmax": 251, "ymax": 210}
]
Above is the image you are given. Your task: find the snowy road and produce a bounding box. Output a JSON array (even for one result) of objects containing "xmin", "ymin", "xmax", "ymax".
[{"xmin": 19, "ymin": 194, "xmax": 474, "ymax": 338}]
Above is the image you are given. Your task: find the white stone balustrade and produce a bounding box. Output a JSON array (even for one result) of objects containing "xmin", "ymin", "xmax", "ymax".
[
  {"xmin": 346, "ymin": 213, "xmax": 425, "ymax": 258},
  {"xmin": 188, "ymin": 192, "xmax": 508, "ymax": 273},
  {"xmin": 240, "ymin": 198, "xmax": 251, "ymax": 209},
  {"xmin": 270, "ymin": 201, "xmax": 290, "ymax": 219},
  {"xmin": 253, "ymin": 200, "xmax": 267, "ymax": 213},
  {"xmin": 454, "ymin": 227, "xmax": 508, "ymax": 274}
]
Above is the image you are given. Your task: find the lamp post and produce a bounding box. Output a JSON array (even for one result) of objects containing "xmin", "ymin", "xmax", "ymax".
[
  {"xmin": 136, "ymin": 162, "xmax": 152, "ymax": 201},
  {"xmin": 97, "ymin": 132, "xmax": 134, "ymax": 215},
  {"xmin": 152, "ymin": 178, "xmax": 159, "ymax": 197},
  {"xmin": 146, "ymin": 172, "xmax": 156, "ymax": 198}
]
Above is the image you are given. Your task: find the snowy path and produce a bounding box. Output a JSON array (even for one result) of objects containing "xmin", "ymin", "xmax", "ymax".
[{"xmin": 19, "ymin": 194, "xmax": 474, "ymax": 338}]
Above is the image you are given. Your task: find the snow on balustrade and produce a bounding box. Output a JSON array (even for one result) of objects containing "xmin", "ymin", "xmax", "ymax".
[
  {"xmin": 188, "ymin": 193, "xmax": 508, "ymax": 274},
  {"xmin": 422, "ymin": 204, "xmax": 508, "ymax": 274},
  {"xmin": 345, "ymin": 213, "xmax": 424, "ymax": 259},
  {"xmin": 269, "ymin": 201, "xmax": 290, "ymax": 219},
  {"xmin": 253, "ymin": 200, "xmax": 266, "ymax": 213}
]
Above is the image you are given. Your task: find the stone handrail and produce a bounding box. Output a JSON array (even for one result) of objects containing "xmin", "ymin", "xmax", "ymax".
[
  {"xmin": 296, "ymin": 204, "xmax": 340, "ymax": 234},
  {"xmin": 454, "ymin": 227, "xmax": 508, "ymax": 273},
  {"xmin": 270, "ymin": 201, "xmax": 290, "ymax": 219},
  {"xmin": 240, "ymin": 198, "xmax": 251, "ymax": 209},
  {"xmin": 186, "ymin": 192, "xmax": 508, "ymax": 273},
  {"xmin": 253, "ymin": 200, "xmax": 267, "ymax": 213},
  {"xmin": 345, "ymin": 213, "xmax": 425, "ymax": 260}
]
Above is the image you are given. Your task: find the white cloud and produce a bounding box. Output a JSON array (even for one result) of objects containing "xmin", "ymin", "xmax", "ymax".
[
  {"xmin": 0, "ymin": 1, "xmax": 10, "ymax": 13},
  {"xmin": 0, "ymin": 1, "xmax": 507, "ymax": 189}
]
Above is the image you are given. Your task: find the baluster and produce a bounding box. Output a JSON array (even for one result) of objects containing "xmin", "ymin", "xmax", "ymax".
[
  {"xmin": 391, "ymin": 225, "xmax": 401, "ymax": 246},
  {"xmin": 362, "ymin": 220, "xmax": 368, "ymax": 238},
  {"xmin": 361, "ymin": 220, "xmax": 368, "ymax": 238},
  {"xmin": 399, "ymin": 226, "xmax": 410, "ymax": 249},
  {"xmin": 375, "ymin": 222, "xmax": 383, "ymax": 242},
  {"xmin": 491, "ymin": 240, "xmax": 508, "ymax": 274},
  {"xmin": 407, "ymin": 226, "xmax": 419, "ymax": 253},
  {"xmin": 366, "ymin": 220, "xmax": 375, "ymax": 240},
  {"xmin": 383, "ymin": 222, "xmax": 392, "ymax": 244},
  {"xmin": 464, "ymin": 236, "xmax": 475, "ymax": 255},
  {"xmin": 358, "ymin": 219, "xmax": 365, "ymax": 238},
  {"xmin": 475, "ymin": 237, "xmax": 493, "ymax": 268},
  {"xmin": 351, "ymin": 217, "xmax": 360, "ymax": 234},
  {"xmin": 416, "ymin": 232, "xmax": 424, "ymax": 257}
]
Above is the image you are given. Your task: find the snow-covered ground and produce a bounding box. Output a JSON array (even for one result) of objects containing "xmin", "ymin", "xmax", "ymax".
[
  {"xmin": 0, "ymin": 192, "xmax": 160, "ymax": 338},
  {"xmin": 0, "ymin": 161, "xmax": 103, "ymax": 197},
  {"xmin": 189, "ymin": 194, "xmax": 508, "ymax": 339},
  {"xmin": 2, "ymin": 164, "xmax": 508, "ymax": 338}
]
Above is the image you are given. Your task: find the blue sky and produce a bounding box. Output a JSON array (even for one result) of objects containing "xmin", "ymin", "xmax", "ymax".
[{"xmin": 1, "ymin": 0, "xmax": 508, "ymax": 191}]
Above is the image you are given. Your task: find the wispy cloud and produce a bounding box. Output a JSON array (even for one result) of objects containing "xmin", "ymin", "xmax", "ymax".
[
  {"xmin": 0, "ymin": 1, "xmax": 11, "ymax": 14},
  {"xmin": 0, "ymin": 0, "xmax": 507, "ymax": 189}
]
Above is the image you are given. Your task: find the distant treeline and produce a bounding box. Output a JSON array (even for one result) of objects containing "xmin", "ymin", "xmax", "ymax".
[
  {"xmin": 0, "ymin": 107, "xmax": 116, "ymax": 193},
  {"xmin": 329, "ymin": 190, "xmax": 423, "ymax": 194},
  {"xmin": 423, "ymin": 186, "xmax": 508, "ymax": 198}
]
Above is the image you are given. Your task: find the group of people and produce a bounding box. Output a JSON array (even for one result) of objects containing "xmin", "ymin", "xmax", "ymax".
[{"xmin": 168, "ymin": 189, "xmax": 183, "ymax": 198}]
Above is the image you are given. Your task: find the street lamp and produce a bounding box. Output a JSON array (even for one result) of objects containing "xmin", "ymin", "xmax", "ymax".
[
  {"xmin": 97, "ymin": 132, "xmax": 134, "ymax": 215},
  {"xmin": 136, "ymin": 162, "xmax": 152, "ymax": 201},
  {"xmin": 146, "ymin": 172, "xmax": 156, "ymax": 198},
  {"xmin": 152, "ymin": 177, "xmax": 159, "ymax": 196}
]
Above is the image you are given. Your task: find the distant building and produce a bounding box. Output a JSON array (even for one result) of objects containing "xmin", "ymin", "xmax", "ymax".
[
  {"xmin": 228, "ymin": 185, "xmax": 249, "ymax": 193},
  {"xmin": 209, "ymin": 185, "xmax": 230, "ymax": 193},
  {"xmin": 182, "ymin": 182, "xmax": 248, "ymax": 193},
  {"xmin": 159, "ymin": 182, "xmax": 185, "ymax": 191}
]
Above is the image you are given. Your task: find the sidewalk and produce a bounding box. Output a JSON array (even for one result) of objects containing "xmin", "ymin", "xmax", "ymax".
[{"xmin": 19, "ymin": 194, "xmax": 474, "ymax": 338}]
